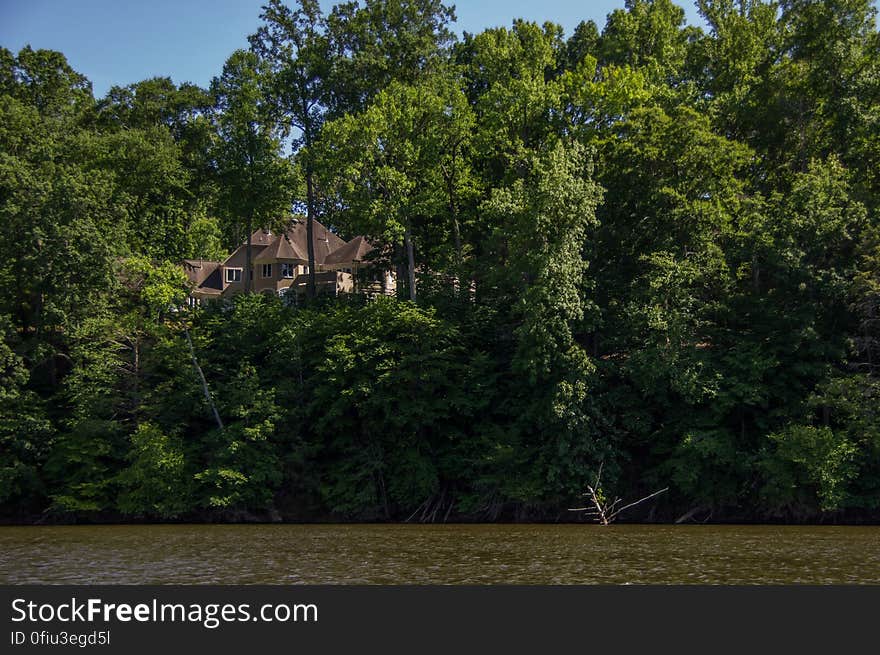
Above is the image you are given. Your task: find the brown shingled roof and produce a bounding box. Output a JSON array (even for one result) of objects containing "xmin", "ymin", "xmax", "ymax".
[
  {"xmin": 248, "ymin": 229, "xmax": 276, "ymax": 247},
  {"xmin": 288, "ymin": 219, "xmax": 347, "ymax": 264},
  {"xmin": 323, "ymin": 235, "xmax": 375, "ymax": 265},
  {"xmin": 243, "ymin": 219, "xmax": 346, "ymax": 265},
  {"xmin": 183, "ymin": 259, "xmax": 222, "ymax": 287},
  {"xmin": 254, "ymin": 233, "xmax": 309, "ymax": 262}
]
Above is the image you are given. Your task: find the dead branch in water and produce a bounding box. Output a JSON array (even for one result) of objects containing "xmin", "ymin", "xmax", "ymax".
[{"xmin": 569, "ymin": 463, "xmax": 668, "ymax": 525}]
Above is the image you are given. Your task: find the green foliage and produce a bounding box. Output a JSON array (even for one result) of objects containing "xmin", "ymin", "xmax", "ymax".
[
  {"xmin": 288, "ymin": 297, "xmax": 493, "ymax": 517},
  {"xmin": 760, "ymin": 425, "xmax": 858, "ymax": 514},
  {"xmin": 599, "ymin": 0, "xmax": 697, "ymax": 81},
  {"xmin": 326, "ymin": 0, "xmax": 457, "ymax": 114},
  {"xmin": 2, "ymin": 2, "xmax": 880, "ymax": 523},
  {"xmin": 186, "ymin": 215, "xmax": 228, "ymax": 262},
  {"xmin": 0, "ymin": 316, "xmax": 53, "ymax": 509},
  {"xmin": 196, "ymin": 362, "xmax": 283, "ymax": 510},
  {"xmin": 480, "ymin": 141, "xmax": 605, "ymax": 505},
  {"xmin": 117, "ymin": 423, "xmax": 190, "ymax": 517},
  {"xmin": 318, "ymin": 75, "xmax": 473, "ymax": 242},
  {"xmin": 211, "ymin": 49, "xmax": 296, "ymax": 251}
]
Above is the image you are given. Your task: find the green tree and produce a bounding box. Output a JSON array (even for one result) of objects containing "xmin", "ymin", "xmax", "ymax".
[
  {"xmin": 116, "ymin": 423, "xmax": 191, "ymax": 518},
  {"xmin": 327, "ymin": 0, "xmax": 457, "ymax": 115},
  {"xmin": 44, "ymin": 257, "xmax": 188, "ymax": 514},
  {"xmin": 212, "ymin": 49, "xmax": 295, "ymax": 292},
  {"xmin": 97, "ymin": 77, "xmax": 219, "ymax": 240},
  {"xmin": 481, "ymin": 141, "xmax": 605, "ymax": 507},
  {"xmin": 318, "ymin": 75, "xmax": 474, "ymax": 300},
  {"xmin": 285, "ymin": 297, "xmax": 492, "ymax": 518},
  {"xmin": 250, "ymin": 0, "xmax": 334, "ymax": 297},
  {"xmin": 0, "ymin": 315, "xmax": 53, "ymax": 512},
  {"xmin": 598, "ymin": 0, "xmax": 699, "ymax": 83},
  {"xmin": 195, "ymin": 362, "xmax": 283, "ymax": 511}
]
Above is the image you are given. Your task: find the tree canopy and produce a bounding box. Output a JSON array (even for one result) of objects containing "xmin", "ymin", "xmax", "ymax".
[{"xmin": 1, "ymin": 0, "xmax": 879, "ymax": 523}]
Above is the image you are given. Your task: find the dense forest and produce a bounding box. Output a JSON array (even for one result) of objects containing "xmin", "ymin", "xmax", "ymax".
[{"xmin": 1, "ymin": 0, "xmax": 879, "ymax": 523}]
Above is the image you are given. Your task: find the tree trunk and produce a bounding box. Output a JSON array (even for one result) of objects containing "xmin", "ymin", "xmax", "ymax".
[
  {"xmin": 303, "ymin": 119, "xmax": 317, "ymax": 299},
  {"xmin": 245, "ymin": 142, "xmax": 256, "ymax": 295},
  {"xmin": 132, "ymin": 334, "xmax": 140, "ymax": 421},
  {"xmin": 445, "ymin": 158, "xmax": 463, "ymax": 268},
  {"xmin": 394, "ymin": 243, "xmax": 407, "ymax": 300},
  {"xmin": 306, "ymin": 171, "xmax": 317, "ymax": 298},
  {"xmin": 404, "ymin": 225, "xmax": 417, "ymax": 302},
  {"xmin": 245, "ymin": 214, "xmax": 253, "ymax": 294},
  {"xmin": 184, "ymin": 328, "xmax": 224, "ymax": 431}
]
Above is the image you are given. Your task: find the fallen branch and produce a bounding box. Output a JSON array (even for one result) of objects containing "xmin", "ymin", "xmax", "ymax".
[
  {"xmin": 568, "ymin": 464, "xmax": 668, "ymax": 525},
  {"xmin": 184, "ymin": 327, "xmax": 224, "ymax": 431},
  {"xmin": 606, "ymin": 487, "xmax": 668, "ymax": 523},
  {"xmin": 674, "ymin": 506, "xmax": 706, "ymax": 524}
]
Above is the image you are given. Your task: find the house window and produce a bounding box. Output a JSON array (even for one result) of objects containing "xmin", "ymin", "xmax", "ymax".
[
  {"xmin": 281, "ymin": 263, "xmax": 295, "ymax": 278},
  {"xmin": 261, "ymin": 264, "xmax": 273, "ymax": 278},
  {"xmin": 225, "ymin": 268, "xmax": 242, "ymax": 283}
]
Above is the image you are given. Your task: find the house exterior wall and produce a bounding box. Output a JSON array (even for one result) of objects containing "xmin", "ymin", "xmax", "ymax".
[
  {"xmin": 185, "ymin": 224, "xmax": 396, "ymax": 302},
  {"xmin": 321, "ymin": 262, "xmax": 397, "ymax": 296},
  {"xmin": 220, "ymin": 244, "xmax": 268, "ymax": 295},
  {"xmin": 253, "ymin": 260, "xmax": 310, "ymax": 295}
]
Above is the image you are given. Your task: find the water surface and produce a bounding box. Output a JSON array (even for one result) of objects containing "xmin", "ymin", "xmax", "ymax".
[{"xmin": 1, "ymin": 524, "xmax": 877, "ymax": 584}]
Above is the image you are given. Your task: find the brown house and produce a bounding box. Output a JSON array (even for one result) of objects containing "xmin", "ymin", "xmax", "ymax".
[{"xmin": 184, "ymin": 218, "xmax": 395, "ymax": 304}]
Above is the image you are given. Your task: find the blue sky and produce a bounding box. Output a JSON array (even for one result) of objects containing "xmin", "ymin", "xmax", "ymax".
[{"xmin": 0, "ymin": 1, "xmax": 704, "ymax": 97}]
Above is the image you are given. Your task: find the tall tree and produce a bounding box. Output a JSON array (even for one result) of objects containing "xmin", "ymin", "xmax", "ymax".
[
  {"xmin": 598, "ymin": 0, "xmax": 698, "ymax": 83},
  {"xmin": 250, "ymin": 0, "xmax": 333, "ymax": 298},
  {"xmin": 317, "ymin": 75, "xmax": 473, "ymax": 301},
  {"xmin": 0, "ymin": 49, "xmax": 124, "ymax": 382},
  {"xmin": 327, "ymin": 0, "xmax": 457, "ymax": 115},
  {"xmin": 211, "ymin": 50, "xmax": 295, "ymax": 293},
  {"xmin": 97, "ymin": 77, "xmax": 219, "ymax": 231},
  {"xmin": 481, "ymin": 140, "xmax": 605, "ymax": 507}
]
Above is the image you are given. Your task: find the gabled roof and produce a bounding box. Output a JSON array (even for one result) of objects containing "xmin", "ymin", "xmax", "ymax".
[
  {"xmin": 196, "ymin": 269, "xmax": 223, "ymax": 294},
  {"xmin": 187, "ymin": 261, "xmax": 223, "ymax": 293},
  {"xmin": 254, "ymin": 233, "xmax": 308, "ymax": 262},
  {"xmin": 323, "ymin": 235, "xmax": 375, "ymax": 265},
  {"xmin": 287, "ymin": 218, "xmax": 347, "ymax": 264},
  {"xmin": 184, "ymin": 219, "xmax": 378, "ymax": 298},
  {"xmin": 183, "ymin": 259, "xmax": 222, "ymax": 287},
  {"xmin": 248, "ymin": 229, "xmax": 276, "ymax": 247},
  {"xmin": 241, "ymin": 219, "xmax": 346, "ymax": 265}
]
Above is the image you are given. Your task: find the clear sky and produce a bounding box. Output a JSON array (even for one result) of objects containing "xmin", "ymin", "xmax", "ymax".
[{"xmin": 0, "ymin": 1, "xmax": 705, "ymax": 97}]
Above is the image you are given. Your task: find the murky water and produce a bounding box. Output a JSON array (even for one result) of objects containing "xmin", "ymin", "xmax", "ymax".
[{"xmin": 1, "ymin": 524, "xmax": 877, "ymax": 584}]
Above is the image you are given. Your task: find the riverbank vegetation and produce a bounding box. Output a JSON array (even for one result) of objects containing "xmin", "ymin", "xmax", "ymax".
[{"xmin": 1, "ymin": 0, "xmax": 879, "ymax": 523}]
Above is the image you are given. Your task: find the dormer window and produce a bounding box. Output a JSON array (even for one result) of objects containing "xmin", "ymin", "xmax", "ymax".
[{"xmin": 225, "ymin": 267, "xmax": 242, "ymax": 283}]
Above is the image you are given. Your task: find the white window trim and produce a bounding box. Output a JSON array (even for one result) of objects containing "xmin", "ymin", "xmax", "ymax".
[
  {"xmin": 261, "ymin": 263, "xmax": 273, "ymax": 278},
  {"xmin": 281, "ymin": 263, "xmax": 295, "ymax": 279},
  {"xmin": 225, "ymin": 267, "xmax": 243, "ymax": 283}
]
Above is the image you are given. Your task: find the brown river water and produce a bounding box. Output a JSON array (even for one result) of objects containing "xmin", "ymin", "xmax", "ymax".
[{"xmin": 1, "ymin": 524, "xmax": 878, "ymax": 584}]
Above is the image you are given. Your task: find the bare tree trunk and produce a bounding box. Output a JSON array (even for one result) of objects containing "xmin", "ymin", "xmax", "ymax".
[
  {"xmin": 305, "ymin": 167, "xmax": 317, "ymax": 299},
  {"xmin": 184, "ymin": 327, "xmax": 224, "ymax": 431},
  {"xmin": 394, "ymin": 243, "xmax": 407, "ymax": 300},
  {"xmin": 245, "ymin": 215, "xmax": 253, "ymax": 294},
  {"xmin": 303, "ymin": 119, "xmax": 318, "ymax": 299},
  {"xmin": 404, "ymin": 225, "xmax": 417, "ymax": 302},
  {"xmin": 246, "ymin": 145, "xmax": 255, "ymax": 294},
  {"xmin": 133, "ymin": 335, "xmax": 140, "ymax": 421},
  {"xmin": 569, "ymin": 463, "xmax": 668, "ymax": 525}
]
